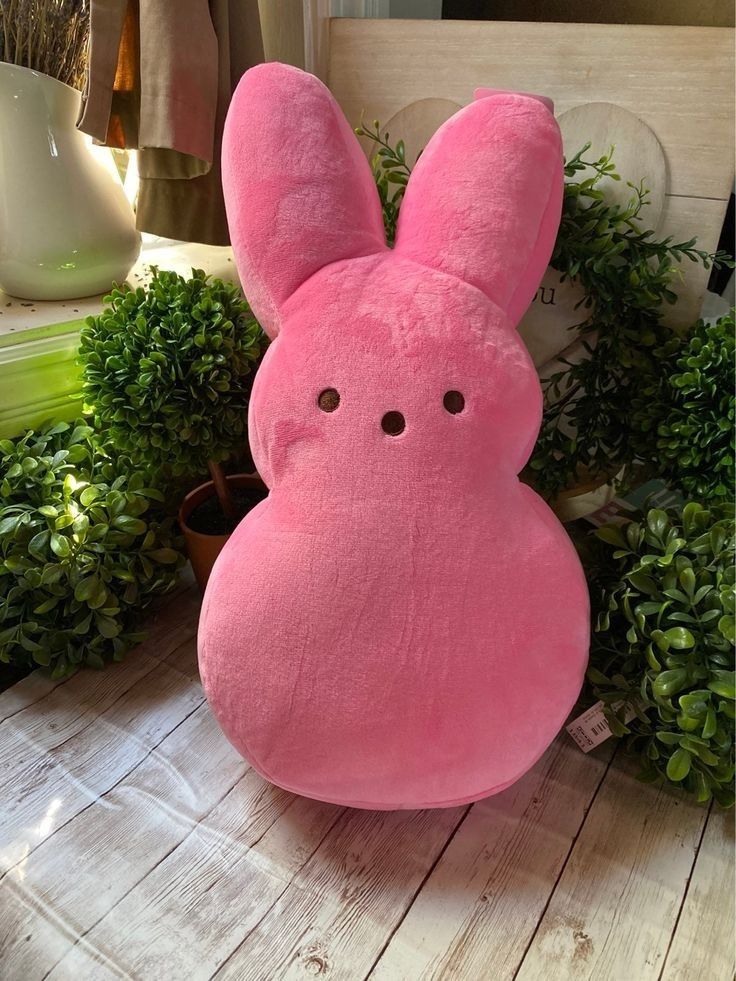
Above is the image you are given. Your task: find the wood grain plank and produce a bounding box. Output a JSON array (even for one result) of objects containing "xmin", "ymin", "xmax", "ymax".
[
  {"xmin": 43, "ymin": 798, "xmax": 463, "ymax": 980},
  {"xmin": 660, "ymin": 806, "xmax": 736, "ymax": 981},
  {"xmin": 1, "ymin": 703, "xmax": 253, "ymax": 978},
  {"xmin": 214, "ymin": 805, "xmax": 467, "ymax": 980},
  {"xmin": 369, "ymin": 735, "xmax": 615, "ymax": 981},
  {"xmin": 0, "ymin": 638, "xmax": 202, "ymax": 876},
  {"xmin": 515, "ymin": 756, "xmax": 711, "ymax": 981},
  {"xmin": 0, "ymin": 669, "xmax": 63, "ymax": 727},
  {"xmin": 329, "ymin": 20, "xmax": 735, "ymax": 200},
  {"xmin": 45, "ymin": 789, "xmax": 343, "ymax": 980}
]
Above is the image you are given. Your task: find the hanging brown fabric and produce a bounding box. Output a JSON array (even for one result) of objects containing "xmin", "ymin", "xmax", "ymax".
[{"xmin": 77, "ymin": 0, "xmax": 264, "ymax": 245}]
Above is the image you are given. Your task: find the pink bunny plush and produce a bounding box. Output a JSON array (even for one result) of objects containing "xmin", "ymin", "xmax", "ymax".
[{"xmin": 198, "ymin": 63, "xmax": 589, "ymax": 809}]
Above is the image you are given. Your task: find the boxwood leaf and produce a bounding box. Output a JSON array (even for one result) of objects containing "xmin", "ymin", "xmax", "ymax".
[
  {"xmin": 708, "ymin": 671, "xmax": 735, "ymax": 700},
  {"xmin": 666, "ymin": 747, "xmax": 691, "ymax": 782},
  {"xmin": 596, "ymin": 525, "xmax": 627, "ymax": 548},
  {"xmin": 111, "ymin": 515, "xmax": 147, "ymax": 535},
  {"xmin": 147, "ymin": 548, "xmax": 181, "ymax": 564},
  {"xmin": 653, "ymin": 669, "xmax": 688, "ymax": 698},
  {"xmin": 74, "ymin": 576, "xmax": 100, "ymax": 603},
  {"xmin": 664, "ymin": 627, "xmax": 695, "ymax": 650},
  {"xmin": 50, "ymin": 533, "xmax": 71, "ymax": 558}
]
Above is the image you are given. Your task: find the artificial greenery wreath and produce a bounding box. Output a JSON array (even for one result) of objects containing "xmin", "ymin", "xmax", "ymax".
[{"xmin": 356, "ymin": 121, "xmax": 733, "ymax": 499}]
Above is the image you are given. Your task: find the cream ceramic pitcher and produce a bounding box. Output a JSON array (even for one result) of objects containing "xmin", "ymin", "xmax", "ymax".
[{"xmin": 0, "ymin": 63, "xmax": 140, "ymax": 301}]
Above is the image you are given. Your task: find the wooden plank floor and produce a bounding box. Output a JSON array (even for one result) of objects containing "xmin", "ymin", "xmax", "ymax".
[{"xmin": 0, "ymin": 585, "xmax": 733, "ymax": 981}]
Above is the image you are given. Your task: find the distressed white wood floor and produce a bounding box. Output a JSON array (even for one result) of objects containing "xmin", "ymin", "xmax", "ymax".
[{"xmin": 1, "ymin": 583, "xmax": 733, "ymax": 981}]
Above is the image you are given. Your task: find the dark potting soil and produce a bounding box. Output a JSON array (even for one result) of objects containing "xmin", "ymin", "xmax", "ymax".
[{"xmin": 187, "ymin": 486, "xmax": 268, "ymax": 536}]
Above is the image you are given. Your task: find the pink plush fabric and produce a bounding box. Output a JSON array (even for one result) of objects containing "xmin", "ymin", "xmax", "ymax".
[
  {"xmin": 474, "ymin": 87, "xmax": 555, "ymax": 114},
  {"xmin": 199, "ymin": 63, "xmax": 589, "ymax": 809}
]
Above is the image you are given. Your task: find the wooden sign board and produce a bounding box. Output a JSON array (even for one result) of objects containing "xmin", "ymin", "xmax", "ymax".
[{"xmin": 330, "ymin": 18, "xmax": 734, "ymax": 330}]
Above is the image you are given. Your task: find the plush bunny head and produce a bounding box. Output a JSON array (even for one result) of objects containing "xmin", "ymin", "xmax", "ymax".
[
  {"xmin": 203, "ymin": 63, "xmax": 587, "ymax": 810},
  {"xmin": 222, "ymin": 64, "xmax": 563, "ymax": 498}
]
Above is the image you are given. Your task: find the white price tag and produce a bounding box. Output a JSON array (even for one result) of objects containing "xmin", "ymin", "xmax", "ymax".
[{"xmin": 566, "ymin": 700, "xmax": 637, "ymax": 752}]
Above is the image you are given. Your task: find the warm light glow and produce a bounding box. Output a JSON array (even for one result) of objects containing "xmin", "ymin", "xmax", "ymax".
[
  {"xmin": 88, "ymin": 138, "xmax": 124, "ymax": 183},
  {"xmin": 37, "ymin": 797, "xmax": 63, "ymax": 837},
  {"xmin": 123, "ymin": 150, "xmax": 139, "ymax": 207},
  {"xmin": 3, "ymin": 843, "xmax": 29, "ymax": 883}
]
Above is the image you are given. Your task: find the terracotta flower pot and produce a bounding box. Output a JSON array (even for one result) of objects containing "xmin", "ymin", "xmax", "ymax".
[{"xmin": 179, "ymin": 473, "xmax": 267, "ymax": 591}]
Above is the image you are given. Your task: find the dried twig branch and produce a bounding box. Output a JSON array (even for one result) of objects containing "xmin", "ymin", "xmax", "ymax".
[{"xmin": 0, "ymin": 0, "xmax": 89, "ymax": 89}]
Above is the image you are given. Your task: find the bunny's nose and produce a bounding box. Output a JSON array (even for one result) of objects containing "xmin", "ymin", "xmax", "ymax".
[{"xmin": 381, "ymin": 411, "xmax": 405, "ymax": 436}]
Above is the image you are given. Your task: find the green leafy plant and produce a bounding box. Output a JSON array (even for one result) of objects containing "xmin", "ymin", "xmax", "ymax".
[
  {"xmin": 358, "ymin": 125, "xmax": 733, "ymax": 496},
  {"xmin": 0, "ymin": 420, "xmax": 185, "ymax": 677},
  {"xmin": 587, "ymin": 502, "xmax": 735, "ymax": 807},
  {"xmin": 355, "ymin": 119, "xmax": 411, "ymax": 245},
  {"xmin": 632, "ymin": 312, "xmax": 735, "ymax": 502},
  {"xmin": 531, "ymin": 148, "xmax": 732, "ymax": 496},
  {"xmin": 79, "ymin": 268, "xmax": 266, "ymax": 519}
]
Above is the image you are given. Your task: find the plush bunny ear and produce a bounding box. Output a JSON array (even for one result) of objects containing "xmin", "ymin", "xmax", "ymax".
[
  {"xmin": 222, "ymin": 63, "xmax": 386, "ymax": 339},
  {"xmin": 474, "ymin": 87, "xmax": 555, "ymax": 114},
  {"xmin": 394, "ymin": 93, "xmax": 563, "ymax": 327}
]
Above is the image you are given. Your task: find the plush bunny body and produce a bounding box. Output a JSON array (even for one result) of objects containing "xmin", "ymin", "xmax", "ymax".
[{"xmin": 198, "ymin": 64, "xmax": 589, "ymax": 809}]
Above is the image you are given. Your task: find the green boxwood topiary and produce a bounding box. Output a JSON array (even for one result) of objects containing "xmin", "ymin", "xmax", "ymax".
[
  {"xmin": 79, "ymin": 268, "xmax": 266, "ymax": 482},
  {"xmin": 0, "ymin": 420, "xmax": 186, "ymax": 678},
  {"xmin": 632, "ymin": 312, "xmax": 735, "ymax": 502},
  {"xmin": 587, "ymin": 502, "xmax": 735, "ymax": 807}
]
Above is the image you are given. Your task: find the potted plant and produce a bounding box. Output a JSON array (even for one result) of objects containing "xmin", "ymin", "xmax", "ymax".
[
  {"xmin": 0, "ymin": 0, "xmax": 140, "ymax": 299},
  {"xmin": 79, "ymin": 268, "xmax": 268, "ymax": 589},
  {"xmin": 585, "ymin": 502, "xmax": 735, "ymax": 807},
  {"xmin": 0, "ymin": 419, "xmax": 185, "ymax": 680}
]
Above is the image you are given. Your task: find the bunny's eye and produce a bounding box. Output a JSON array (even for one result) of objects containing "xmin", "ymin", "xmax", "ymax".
[
  {"xmin": 318, "ymin": 388, "xmax": 340, "ymax": 412},
  {"xmin": 443, "ymin": 390, "xmax": 465, "ymax": 414}
]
